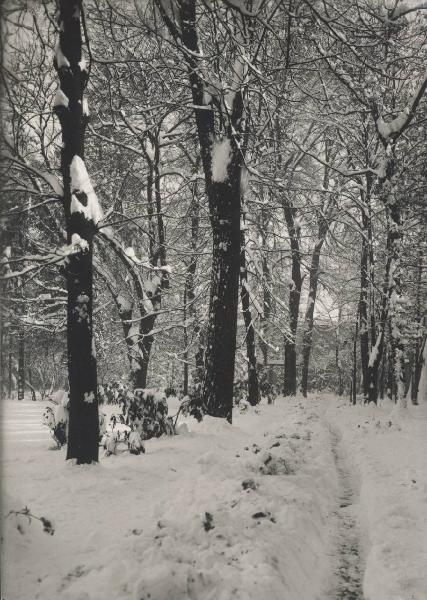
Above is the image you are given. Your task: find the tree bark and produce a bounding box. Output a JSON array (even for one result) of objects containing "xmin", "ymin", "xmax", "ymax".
[
  {"xmin": 240, "ymin": 224, "xmax": 260, "ymax": 405},
  {"xmin": 352, "ymin": 320, "xmax": 358, "ymax": 405},
  {"xmin": 55, "ymin": 0, "xmax": 99, "ymax": 463},
  {"xmin": 359, "ymin": 231, "xmax": 370, "ymax": 400},
  {"xmin": 282, "ymin": 198, "xmax": 302, "ymax": 396},
  {"xmin": 202, "ymin": 178, "xmax": 241, "ymax": 421},
  {"xmin": 300, "ymin": 236, "xmax": 325, "ymax": 397}
]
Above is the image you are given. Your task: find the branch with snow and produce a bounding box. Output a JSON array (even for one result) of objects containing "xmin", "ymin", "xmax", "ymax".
[{"xmin": 375, "ymin": 71, "xmax": 427, "ymax": 143}]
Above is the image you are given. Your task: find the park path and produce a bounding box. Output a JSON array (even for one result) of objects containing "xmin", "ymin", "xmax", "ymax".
[
  {"xmin": 327, "ymin": 424, "xmax": 365, "ymax": 600},
  {"xmin": 2, "ymin": 399, "xmax": 51, "ymax": 446}
]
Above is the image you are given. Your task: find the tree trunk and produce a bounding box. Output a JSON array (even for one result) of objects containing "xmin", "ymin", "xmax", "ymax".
[
  {"xmin": 240, "ymin": 224, "xmax": 260, "ymax": 406},
  {"xmin": 8, "ymin": 350, "xmax": 12, "ymax": 398},
  {"xmin": 158, "ymin": 0, "xmax": 245, "ymax": 422},
  {"xmin": 133, "ymin": 314, "xmax": 156, "ymax": 390},
  {"xmin": 202, "ymin": 178, "xmax": 241, "ymax": 422},
  {"xmin": 282, "ymin": 198, "xmax": 302, "ymax": 396},
  {"xmin": 17, "ymin": 328, "xmax": 25, "ymax": 400},
  {"xmin": 258, "ymin": 205, "xmax": 273, "ymax": 369},
  {"xmin": 352, "ymin": 320, "xmax": 358, "ymax": 405},
  {"xmin": 283, "ymin": 258, "xmax": 302, "ymax": 396},
  {"xmin": 183, "ymin": 284, "xmax": 189, "ymax": 396},
  {"xmin": 411, "ymin": 248, "xmax": 425, "ymax": 404},
  {"xmin": 336, "ymin": 306, "xmax": 344, "ymax": 396},
  {"xmin": 359, "ymin": 233, "xmax": 370, "ymax": 400},
  {"xmin": 184, "ymin": 180, "xmax": 200, "ymax": 394},
  {"xmin": 300, "ymin": 237, "xmax": 325, "ymax": 397},
  {"xmin": 55, "ymin": 1, "xmax": 99, "ymax": 463}
]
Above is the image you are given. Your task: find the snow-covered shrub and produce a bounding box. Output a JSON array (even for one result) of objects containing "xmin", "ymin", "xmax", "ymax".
[
  {"xmin": 43, "ymin": 394, "xmax": 107, "ymax": 448},
  {"xmin": 120, "ymin": 388, "xmax": 175, "ymax": 440},
  {"xmin": 180, "ymin": 387, "xmax": 204, "ymax": 422},
  {"xmin": 102, "ymin": 415, "xmax": 145, "ymax": 456},
  {"xmin": 164, "ymin": 384, "xmax": 177, "ymax": 398},
  {"xmin": 100, "ymin": 381, "xmax": 130, "ymax": 404},
  {"xmin": 42, "ymin": 402, "xmax": 69, "ymax": 448}
]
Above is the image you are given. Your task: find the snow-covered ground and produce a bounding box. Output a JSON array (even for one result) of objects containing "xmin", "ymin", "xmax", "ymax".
[{"xmin": 1, "ymin": 395, "xmax": 426, "ymax": 600}]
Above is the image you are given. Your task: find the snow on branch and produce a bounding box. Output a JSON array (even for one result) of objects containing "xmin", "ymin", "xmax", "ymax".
[
  {"xmin": 376, "ymin": 71, "xmax": 427, "ymax": 142},
  {"xmin": 69, "ymin": 156, "xmax": 103, "ymax": 225},
  {"xmin": 0, "ymin": 237, "xmax": 89, "ymax": 281}
]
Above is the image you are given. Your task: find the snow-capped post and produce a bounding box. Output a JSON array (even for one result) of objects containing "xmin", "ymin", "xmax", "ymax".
[
  {"xmin": 53, "ymin": 0, "xmax": 101, "ymax": 463},
  {"xmin": 155, "ymin": 0, "xmax": 247, "ymax": 422}
]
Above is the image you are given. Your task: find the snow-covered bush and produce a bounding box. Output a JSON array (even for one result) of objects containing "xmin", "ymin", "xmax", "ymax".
[
  {"xmin": 179, "ymin": 387, "xmax": 204, "ymax": 422},
  {"xmin": 120, "ymin": 388, "xmax": 175, "ymax": 440},
  {"xmin": 42, "ymin": 393, "xmax": 106, "ymax": 448}
]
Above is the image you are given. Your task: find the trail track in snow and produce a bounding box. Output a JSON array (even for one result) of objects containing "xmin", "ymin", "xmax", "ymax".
[{"xmin": 327, "ymin": 424, "xmax": 365, "ymax": 600}]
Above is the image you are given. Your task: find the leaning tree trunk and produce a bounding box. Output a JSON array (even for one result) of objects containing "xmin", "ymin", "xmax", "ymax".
[
  {"xmin": 55, "ymin": 0, "xmax": 100, "ymax": 463},
  {"xmin": 240, "ymin": 224, "xmax": 260, "ymax": 406}
]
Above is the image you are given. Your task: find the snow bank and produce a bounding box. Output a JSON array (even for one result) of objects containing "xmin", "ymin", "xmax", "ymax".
[{"xmin": 2, "ymin": 399, "xmax": 338, "ymax": 600}]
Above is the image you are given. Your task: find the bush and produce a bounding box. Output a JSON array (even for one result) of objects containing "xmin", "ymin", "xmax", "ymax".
[{"xmin": 120, "ymin": 388, "xmax": 175, "ymax": 440}]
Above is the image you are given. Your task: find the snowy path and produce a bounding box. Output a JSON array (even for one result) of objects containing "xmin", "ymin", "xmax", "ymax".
[
  {"xmin": 327, "ymin": 425, "xmax": 364, "ymax": 600},
  {"xmin": 2, "ymin": 398, "xmax": 338, "ymax": 600},
  {"xmin": 3, "ymin": 396, "xmax": 426, "ymax": 600},
  {"xmin": 1, "ymin": 399, "xmax": 51, "ymax": 445}
]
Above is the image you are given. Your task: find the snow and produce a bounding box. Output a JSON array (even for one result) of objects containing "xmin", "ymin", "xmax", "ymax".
[
  {"xmin": 158, "ymin": 264, "xmax": 173, "ymax": 274},
  {"xmin": 71, "ymin": 233, "xmax": 89, "ymax": 252},
  {"xmin": 55, "ymin": 41, "xmax": 70, "ymax": 69},
  {"xmin": 212, "ymin": 138, "xmax": 232, "ymax": 183},
  {"xmin": 69, "ymin": 156, "xmax": 103, "ymax": 225},
  {"xmin": 53, "ymin": 88, "xmax": 69, "ymax": 108},
  {"xmin": 2, "ymin": 395, "xmax": 427, "ymax": 600},
  {"xmin": 323, "ymin": 395, "xmax": 427, "ymax": 600},
  {"xmin": 41, "ymin": 171, "xmax": 64, "ymax": 196},
  {"xmin": 78, "ymin": 58, "xmax": 87, "ymax": 72}
]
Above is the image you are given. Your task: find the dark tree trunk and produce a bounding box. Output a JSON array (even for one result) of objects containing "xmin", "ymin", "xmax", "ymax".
[
  {"xmin": 283, "ymin": 201, "xmax": 302, "ymax": 396},
  {"xmin": 359, "ymin": 233, "xmax": 370, "ymax": 400},
  {"xmin": 300, "ymin": 237, "xmax": 325, "ymax": 397},
  {"xmin": 335, "ymin": 307, "xmax": 344, "ymax": 396},
  {"xmin": 133, "ymin": 314, "xmax": 156, "ymax": 390},
  {"xmin": 17, "ymin": 328, "xmax": 25, "ymax": 401},
  {"xmin": 240, "ymin": 225, "xmax": 260, "ymax": 406},
  {"xmin": 7, "ymin": 352, "xmax": 13, "ymax": 398},
  {"xmin": 184, "ymin": 181, "xmax": 200, "ymax": 394},
  {"xmin": 410, "ymin": 249, "xmax": 425, "ymax": 404},
  {"xmin": 203, "ymin": 178, "xmax": 241, "ymax": 422},
  {"xmin": 352, "ymin": 320, "xmax": 358, "ymax": 405},
  {"xmin": 183, "ymin": 285, "xmax": 189, "ymax": 396},
  {"xmin": 175, "ymin": 0, "xmax": 244, "ymax": 422},
  {"xmin": 258, "ymin": 205, "xmax": 273, "ymax": 369},
  {"xmin": 55, "ymin": 1, "xmax": 99, "ymax": 463}
]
